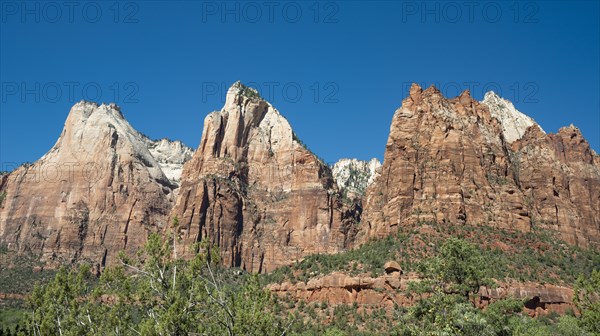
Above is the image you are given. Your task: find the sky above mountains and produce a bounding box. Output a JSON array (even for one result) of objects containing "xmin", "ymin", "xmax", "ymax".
[{"xmin": 1, "ymin": 1, "xmax": 599, "ymax": 167}]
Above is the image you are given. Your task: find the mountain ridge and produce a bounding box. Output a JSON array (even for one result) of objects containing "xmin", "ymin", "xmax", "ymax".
[{"xmin": 0, "ymin": 82, "xmax": 598, "ymax": 272}]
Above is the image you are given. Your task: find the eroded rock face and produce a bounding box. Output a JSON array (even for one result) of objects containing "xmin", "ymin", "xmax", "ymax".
[
  {"xmin": 360, "ymin": 84, "xmax": 600, "ymax": 247},
  {"xmin": 171, "ymin": 82, "xmax": 359, "ymax": 273},
  {"xmin": 510, "ymin": 125, "xmax": 600, "ymax": 246},
  {"xmin": 478, "ymin": 282, "xmax": 574, "ymax": 316},
  {"xmin": 1, "ymin": 81, "xmax": 597, "ymax": 273},
  {"xmin": 268, "ymin": 271, "xmax": 573, "ymax": 316},
  {"xmin": 0, "ymin": 102, "xmax": 181, "ymax": 267}
]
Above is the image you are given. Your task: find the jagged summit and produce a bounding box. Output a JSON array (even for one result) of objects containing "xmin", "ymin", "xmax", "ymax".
[
  {"xmin": 361, "ymin": 84, "xmax": 600, "ymax": 248},
  {"xmin": 0, "ymin": 102, "xmax": 187, "ymax": 266},
  {"xmin": 44, "ymin": 101, "xmax": 166, "ymax": 183},
  {"xmin": 226, "ymin": 81, "xmax": 264, "ymax": 105},
  {"xmin": 55, "ymin": 101, "xmax": 193, "ymax": 185},
  {"xmin": 481, "ymin": 91, "xmax": 543, "ymax": 143},
  {"xmin": 70, "ymin": 100, "xmax": 124, "ymax": 119},
  {"xmin": 171, "ymin": 81, "xmax": 357, "ymax": 272},
  {"xmin": 332, "ymin": 158, "xmax": 381, "ymax": 197},
  {"xmin": 201, "ymin": 81, "xmax": 310, "ymax": 165},
  {"xmin": 2, "ymin": 79, "xmax": 598, "ymax": 273}
]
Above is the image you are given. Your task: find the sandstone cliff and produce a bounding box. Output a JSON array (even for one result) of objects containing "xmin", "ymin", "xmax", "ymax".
[
  {"xmin": 360, "ymin": 84, "xmax": 600, "ymax": 247},
  {"xmin": 171, "ymin": 82, "xmax": 359, "ymax": 273},
  {"xmin": 0, "ymin": 102, "xmax": 191, "ymax": 267},
  {"xmin": 268, "ymin": 271, "xmax": 574, "ymax": 316}
]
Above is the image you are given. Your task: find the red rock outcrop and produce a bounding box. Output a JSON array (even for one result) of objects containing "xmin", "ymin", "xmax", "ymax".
[
  {"xmin": 0, "ymin": 102, "xmax": 178, "ymax": 267},
  {"xmin": 171, "ymin": 82, "xmax": 359, "ymax": 273},
  {"xmin": 268, "ymin": 271, "xmax": 574, "ymax": 316},
  {"xmin": 360, "ymin": 84, "xmax": 600, "ymax": 247},
  {"xmin": 478, "ymin": 282, "xmax": 574, "ymax": 316}
]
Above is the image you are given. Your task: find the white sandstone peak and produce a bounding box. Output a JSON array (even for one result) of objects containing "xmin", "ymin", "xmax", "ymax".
[
  {"xmin": 482, "ymin": 91, "xmax": 544, "ymax": 143},
  {"xmin": 44, "ymin": 101, "xmax": 192, "ymax": 187},
  {"xmin": 146, "ymin": 138, "xmax": 194, "ymax": 183},
  {"xmin": 332, "ymin": 158, "xmax": 382, "ymax": 196},
  {"xmin": 224, "ymin": 81, "xmax": 263, "ymax": 111}
]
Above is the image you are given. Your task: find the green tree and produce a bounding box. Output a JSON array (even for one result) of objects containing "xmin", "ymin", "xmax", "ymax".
[
  {"xmin": 28, "ymin": 264, "xmax": 95, "ymax": 335},
  {"xmin": 574, "ymin": 269, "xmax": 600, "ymax": 333},
  {"xmin": 405, "ymin": 238, "xmax": 499, "ymax": 335},
  {"xmin": 481, "ymin": 298, "xmax": 523, "ymax": 336},
  {"xmin": 27, "ymin": 233, "xmax": 286, "ymax": 335},
  {"xmin": 555, "ymin": 315, "xmax": 592, "ymax": 336}
]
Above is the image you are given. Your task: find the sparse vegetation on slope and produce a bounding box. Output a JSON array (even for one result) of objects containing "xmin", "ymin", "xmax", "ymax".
[{"xmin": 263, "ymin": 221, "xmax": 599, "ymax": 286}]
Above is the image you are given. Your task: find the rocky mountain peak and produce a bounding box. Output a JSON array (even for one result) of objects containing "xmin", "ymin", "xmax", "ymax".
[
  {"xmin": 172, "ymin": 81, "xmax": 358, "ymax": 272},
  {"xmin": 481, "ymin": 91, "xmax": 543, "ymax": 143},
  {"xmin": 199, "ymin": 82, "xmax": 299, "ymax": 167},
  {"xmin": 422, "ymin": 84, "xmax": 443, "ymax": 97},
  {"xmin": 332, "ymin": 158, "xmax": 382, "ymax": 197},
  {"xmin": 69, "ymin": 100, "xmax": 124, "ymax": 123},
  {"xmin": 458, "ymin": 89, "xmax": 475, "ymax": 106},
  {"xmin": 404, "ymin": 84, "xmax": 445, "ymax": 109},
  {"xmin": 408, "ymin": 83, "xmax": 423, "ymax": 99},
  {"xmin": 0, "ymin": 101, "xmax": 187, "ymax": 267},
  {"xmin": 146, "ymin": 138, "xmax": 194, "ymax": 184},
  {"xmin": 361, "ymin": 87, "xmax": 600, "ymax": 248},
  {"xmin": 223, "ymin": 81, "xmax": 265, "ymax": 111},
  {"xmin": 51, "ymin": 101, "xmax": 172, "ymax": 186}
]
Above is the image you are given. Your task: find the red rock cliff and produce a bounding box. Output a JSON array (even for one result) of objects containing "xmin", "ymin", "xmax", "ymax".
[
  {"xmin": 0, "ymin": 102, "xmax": 178, "ymax": 267},
  {"xmin": 171, "ymin": 82, "xmax": 359, "ymax": 272},
  {"xmin": 360, "ymin": 84, "xmax": 600, "ymax": 247}
]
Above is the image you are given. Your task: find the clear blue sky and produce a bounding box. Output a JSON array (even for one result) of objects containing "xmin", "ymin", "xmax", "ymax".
[{"xmin": 1, "ymin": 1, "xmax": 599, "ymax": 167}]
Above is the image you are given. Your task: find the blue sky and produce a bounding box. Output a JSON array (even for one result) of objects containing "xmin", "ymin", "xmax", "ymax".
[{"xmin": 1, "ymin": 1, "xmax": 599, "ymax": 167}]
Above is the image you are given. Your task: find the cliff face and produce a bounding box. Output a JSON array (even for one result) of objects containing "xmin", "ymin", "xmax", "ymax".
[
  {"xmin": 510, "ymin": 125, "xmax": 600, "ymax": 246},
  {"xmin": 0, "ymin": 102, "xmax": 191, "ymax": 268},
  {"xmin": 171, "ymin": 82, "xmax": 359, "ymax": 273},
  {"xmin": 360, "ymin": 84, "xmax": 600, "ymax": 247}
]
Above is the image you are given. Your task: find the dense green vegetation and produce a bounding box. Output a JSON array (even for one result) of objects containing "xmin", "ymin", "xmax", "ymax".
[
  {"xmin": 1, "ymin": 222, "xmax": 599, "ymax": 335},
  {"xmin": 22, "ymin": 234, "xmax": 285, "ymax": 335},
  {"xmin": 574, "ymin": 269, "xmax": 600, "ymax": 333},
  {"xmin": 0, "ymin": 246, "xmax": 57, "ymax": 331},
  {"xmin": 268, "ymin": 238, "xmax": 598, "ymax": 336}
]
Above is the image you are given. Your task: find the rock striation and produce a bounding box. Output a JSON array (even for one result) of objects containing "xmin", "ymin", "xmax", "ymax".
[
  {"xmin": 0, "ymin": 102, "xmax": 191, "ymax": 267},
  {"xmin": 171, "ymin": 82, "xmax": 359, "ymax": 273},
  {"xmin": 359, "ymin": 84, "xmax": 600, "ymax": 247}
]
